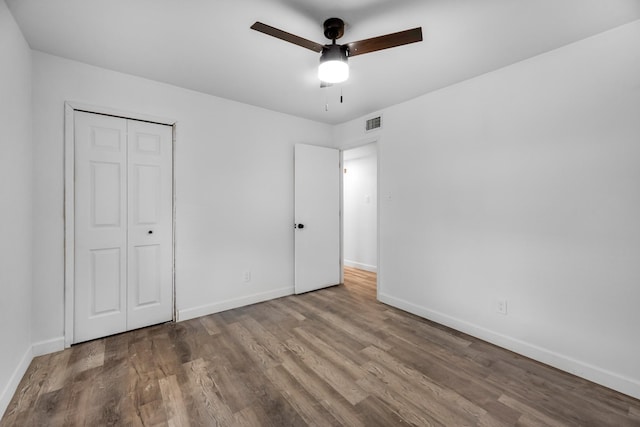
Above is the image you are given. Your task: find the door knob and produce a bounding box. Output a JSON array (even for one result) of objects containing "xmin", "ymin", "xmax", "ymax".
[
  {"xmin": 297, "ymin": 224, "xmax": 305, "ymax": 229},
  {"xmin": 148, "ymin": 230, "xmax": 154, "ymax": 235}
]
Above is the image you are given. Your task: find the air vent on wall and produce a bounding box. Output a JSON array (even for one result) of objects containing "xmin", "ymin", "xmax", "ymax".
[{"xmin": 365, "ymin": 116, "xmax": 382, "ymax": 132}]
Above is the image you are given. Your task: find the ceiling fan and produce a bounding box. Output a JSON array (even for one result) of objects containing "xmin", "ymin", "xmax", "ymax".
[{"xmin": 251, "ymin": 18, "xmax": 423, "ymax": 86}]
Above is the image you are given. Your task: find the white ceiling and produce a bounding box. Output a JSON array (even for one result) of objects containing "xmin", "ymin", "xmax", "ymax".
[{"xmin": 7, "ymin": 0, "xmax": 640, "ymax": 124}]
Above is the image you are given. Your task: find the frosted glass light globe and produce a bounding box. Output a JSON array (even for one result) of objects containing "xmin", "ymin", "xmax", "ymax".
[{"xmin": 318, "ymin": 60, "xmax": 349, "ymax": 83}]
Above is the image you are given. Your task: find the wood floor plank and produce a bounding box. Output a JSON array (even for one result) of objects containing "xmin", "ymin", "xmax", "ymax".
[
  {"xmin": 1, "ymin": 353, "xmax": 53, "ymax": 426},
  {"xmin": 307, "ymin": 287, "xmax": 390, "ymax": 325},
  {"xmin": 183, "ymin": 358, "xmax": 235, "ymax": 426},
  {"xmin": 266, "ymin": 298, "xmax": 306, "ymax": 322},
  {"xmin": 43, "ymin": 349, "xmax": 73, "ymax": 393},
  {"xmin": 2, "ymin": 266, "xmax": 639, "ymax": 426},
  {"xmin": 361, "ymin": 358, "xmax": 483, "ymax": 426},
  {"xmin": 356, "ymin": 372, "xmax": 443, "ymax": 426},
  {"xmin": 203, "ymin": 332, "xmax": 308, "ymax": 426},
  {"xmin": 384, "ymin": 332, "xmax": 502, "ymax": 394},
  {"xmin": 353, "ymin": 395, "xmax": 411, "ymax": 427},
  {"xmin": 27, "ymin": 388, "xmax": 64, "ymax": 427},
  {"xmin": 205, "ymin": 355, "xmax": 255, "ymax": 414},
  {"xmin": 264, "ymin": 365, "xmax": 339, "ymax": 427},
  {"xmin": 488, "ymin": 359, "xmax": 639, "ymax": 426},
  {"xmin": 69, "ymin": 339, "xmax": 105, "ymax": 374},
  {"xmin": 292, "ymin": 327, "xmax": 367, "ymax": 382},
  {"xmin": 279, "ymin": 357, "xmax": 366, "ymax": 427},
  {"xmin": 383, "ymin": 307, "xmax": 473, "ymax": 349},
  {"xmin": 238, "ymin": 313, "xmax": 291, "ymax": 359},
  {"xmin": 296, "ymin": 319, "xmax": 370, "ymax": 366},
  {"xmin": 289, "ymin": 296, "xmax": 393, "ymax": 351},
  {"xmin": 499, "ymin": 394, "xmax": 568, "ymax": 427},
  {"xmin": 361, "ymin": 345, "xmax": 508, "ymax": 427},
  {"xmin": 230, "ymin": 406, "xmax": 263, "ymax": 427},
  {"xmin": 159, "ymin": 374, "xmax": 191, "ymax": 427},
  {"xmin": 226, "ymin": 321, "xmax": 280, "ymax": 370},
  {"xmin": 152, "ymin": 331, "xmax": 186, "ymax": 378},
  {"xmin": 285, "ymin": 336, "xmax": 368, "ymax": 406},
  {"xmin": 198, "ymin": 315, "xmax": 224, "ymax": 336},
  {"xmin": 60, "ymin": 367, "xmax": 103, "ymax": 426}
]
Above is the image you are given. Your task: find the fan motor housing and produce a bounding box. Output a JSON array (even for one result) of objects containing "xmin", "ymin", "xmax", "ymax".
[{"xmin": 323, "ymin": 18, "xmax": 345, "ymax": 40}]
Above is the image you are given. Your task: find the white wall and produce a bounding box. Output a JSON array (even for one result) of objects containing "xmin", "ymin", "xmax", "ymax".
[
  {"xmin": 343, "ymin": 144, "xmax": 377, "ymax": 272},
  {"xmin": 335, "ymin": 20, "xmax": 640, "ymax": 399},
  {"xmin": 0, "ymin": 0, "xmax": 33, "ymax": 416},
  {"xmin": 31, "ymin": 51, "xmax": 333, "ymax": 347}
]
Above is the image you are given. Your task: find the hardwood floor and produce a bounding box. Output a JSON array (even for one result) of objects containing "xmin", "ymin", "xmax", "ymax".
[{"xmin": 2, "ymin": 267, "xmax": 639, "ymax": 426}]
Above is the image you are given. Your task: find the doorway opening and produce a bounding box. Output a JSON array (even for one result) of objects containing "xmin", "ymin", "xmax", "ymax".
[{"xmin": 342, "ymin": 143, "xmax": 378, "ymax": 295}]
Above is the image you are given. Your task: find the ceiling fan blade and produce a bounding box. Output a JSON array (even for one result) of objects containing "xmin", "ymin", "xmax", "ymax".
[
  {"xmin": 347, "ymin": 27, "xmax": 423, "ymax": 57},
  {"xmin": 251, "ymin": 22, "xmax": 324, "ymax": 53}
]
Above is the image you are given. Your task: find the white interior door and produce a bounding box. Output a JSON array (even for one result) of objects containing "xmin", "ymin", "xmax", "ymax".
[
  {"xmin": 126, "ymin": 120, "xmax": 173, "ymax": 330},
  {"xmin": 74, "ymin": 112, "xmax": 128, "ymax": 342},
  {"xmin": 74, "ymin": 111, "xmax": 173, "ymax": 343},
  {"xmin": 294, "ymin": 144, "xmax": 341, "ymax": 294}
]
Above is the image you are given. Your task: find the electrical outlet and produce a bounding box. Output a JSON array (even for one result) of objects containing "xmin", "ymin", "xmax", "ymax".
[
  {"xmin": 496, "ymin": 298, "xmax": 508, "ymax": 315},
  {"xmin": 243, "ymin": 271, "xmax": 251, "ymax": 283}
]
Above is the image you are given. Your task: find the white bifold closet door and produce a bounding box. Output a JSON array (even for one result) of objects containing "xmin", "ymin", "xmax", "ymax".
[{"xmin": 74, "ymin": 111, "xmax": 173, "ymax": 344}]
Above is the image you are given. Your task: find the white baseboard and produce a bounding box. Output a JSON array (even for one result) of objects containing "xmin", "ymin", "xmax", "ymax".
[
  {"xmin": 378, "ymin": 292, "xmax": 640, "ymax": 400},
  {"xmin": 32, "ymin": 337, "xmax": 65, "ymax": 357},
  {"xmin": 344, "ymin": 260, "xmax": 377, "ymax": 272},
  {"xmin": 0, "ymin": 345, "xmax": 33, "ymax": 420},
  {"xmin": 177, "ymin": 286, "xmax": 294, "ymax": 322}
]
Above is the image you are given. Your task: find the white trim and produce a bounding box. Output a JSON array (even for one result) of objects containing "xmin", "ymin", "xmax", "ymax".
[
  {"xmin": 172, "ymin": 124, "xmax": 178, "ymax": 322},
  {"xmin": 177, "ymin": 287, "xmax": 294, "ymax": 322},
  {"xmin": 64, "ymin": 102, "xmax": 176, "ymax": 125},
  {"xmin": 379, "ymin": 292, "xmax": 640, "ymax": 400},
  {"xmin": 343, "ymin": 260, "xmax": 377, "ymax": 272},
  {"xmin": 376, "ymin": 139, "xmax": 381, "ymax": 302},
  {"xmin": 339, "ymin": 135, "xmax": 379, "ymax": 151},
  {"xmin": 339, "ymin": 151, "xmax": 344, "ymax": 285},
  {"xmin": 0, "ymin": 345, "xmax": 32, "ymax": 420},
  {"xmin": 64, "ymin": 101, "xmax": 177, "ymax": 347},
  {"xmin": 64, "ymin": 103, "xmax": 75, "ymax": 347},
  {"xmin": 32, "ymin": 337, "xmax": 65, "ymax": 357}
]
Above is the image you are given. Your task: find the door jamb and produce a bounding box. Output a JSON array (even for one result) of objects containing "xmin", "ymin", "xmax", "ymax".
[{"xmin": 63, "ymin": 102, "xmax": 178, "ymax": 348}]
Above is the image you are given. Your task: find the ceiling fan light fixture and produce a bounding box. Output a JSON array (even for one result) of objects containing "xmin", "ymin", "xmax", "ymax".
[
  {"xmin": 318, "ymin": 44, "xmax": 349, "ymax": 83},
  {"xmin": 251, "ymin": 19, "xmax": 423, "ymax": 86}
]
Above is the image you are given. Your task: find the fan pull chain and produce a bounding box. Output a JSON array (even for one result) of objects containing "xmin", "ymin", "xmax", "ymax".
[{"xmin": 324, "ymin": 87, "xmax": 344, "ymax": 111}]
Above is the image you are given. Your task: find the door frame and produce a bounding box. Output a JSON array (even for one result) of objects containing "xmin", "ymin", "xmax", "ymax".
[
  {"xmin": 339, "ymin": 137, "xmax": 380, "ymax": 300},
  {"xmin": 63, "ymin": 101, "xmax": 178, "ymax": 347}
]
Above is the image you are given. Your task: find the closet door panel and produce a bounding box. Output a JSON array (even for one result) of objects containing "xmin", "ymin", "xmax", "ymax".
[
  {"xmin": 126, "ymin": 119, "xmax": 173, "ymax": 330},
  {"xmin": 74, "ymin": 112, "xmax": 128, "ymax": 343}
]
